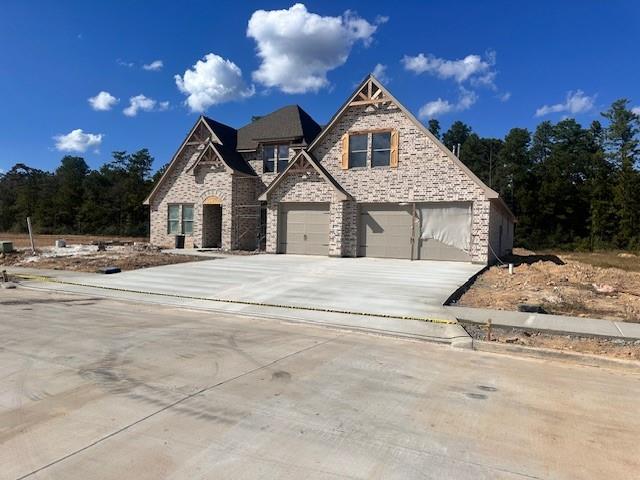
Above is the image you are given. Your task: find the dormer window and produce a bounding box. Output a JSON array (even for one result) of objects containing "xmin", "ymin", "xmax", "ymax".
[{"xmin": 263, "ymin": 144, "xmax": 290, "ymax": 173}]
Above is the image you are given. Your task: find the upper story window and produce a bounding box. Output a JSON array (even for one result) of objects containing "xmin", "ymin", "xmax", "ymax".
[
  {"xmin": 263, "ymin": 144, "xmax": 290, "ymax": 173},
  {"xmin": 342, "ymin": 130, "xmax": 398, "ymax": 170},
  {"xmin": 371, "ymin": 132, "xmax": 391, "ymax": 167},
  {"xmin": 348, "ymin": 134, "xmax": 368, "ymax": 168}
]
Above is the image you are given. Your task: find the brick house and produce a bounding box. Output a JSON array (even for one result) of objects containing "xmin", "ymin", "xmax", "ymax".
[{"xmin": 144, "ymin": 75, "xmax": 514, "ymax": 264}]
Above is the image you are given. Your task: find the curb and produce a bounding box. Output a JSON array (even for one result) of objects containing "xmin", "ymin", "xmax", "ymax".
[
  {"xmin": 473, "ymin": 340, "xmax": 640, "ymax": 372},
  {"xmin": 16, "ymin": 282, "xmax": 469, "ymax": 347}
]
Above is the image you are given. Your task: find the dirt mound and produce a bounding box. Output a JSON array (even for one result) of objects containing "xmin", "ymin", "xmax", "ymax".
[{"xmin": 458, "ymin": 252, "xmax": 640, "ymax": 322}]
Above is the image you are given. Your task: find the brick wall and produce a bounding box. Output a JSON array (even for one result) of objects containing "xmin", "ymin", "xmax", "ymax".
[
  {"xmin": 149, "ymin": 144, "xmax": 254, "ymax": 250},
  {"xmin": 309, "ymin": 103, "xmax": 492, "ymax": 262}
]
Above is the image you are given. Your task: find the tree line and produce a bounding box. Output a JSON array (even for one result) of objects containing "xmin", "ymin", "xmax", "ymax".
[
  {"xmin": 0, "ymin": 99, "xmax": 638, "ymax": 249},
  {"xmin": 428, "ymin": 99, "xmax": 640, "ymax": 250},
  {"xmin": 0, "ymin": 149, "xmax": 165, "ymax": 237}
]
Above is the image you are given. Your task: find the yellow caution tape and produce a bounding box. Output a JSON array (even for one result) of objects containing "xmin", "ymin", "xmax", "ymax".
[{"xmin": 12, "ymin": 273, "xmax": 457, "ymax": 325}]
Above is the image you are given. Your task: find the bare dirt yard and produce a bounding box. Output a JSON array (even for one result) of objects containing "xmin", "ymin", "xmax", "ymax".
[
  {"xmin": 457, "ymin": 248, "xmax": 640, "ymax": 323},
  {"xmin": 0, "ymin": 233, "xmax": 208, "ymax": 272},
  {"xmin": 463, "ymin": 323, "xmax": 640, "ymax": 361}
]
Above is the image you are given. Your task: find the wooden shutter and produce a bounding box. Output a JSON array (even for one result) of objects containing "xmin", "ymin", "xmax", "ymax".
[
  {"xmin": 390, "ymin": 130, "xmax": 399, "ymax": 168},
  {"xmin": 341, "ymin": 133, "xmax": 349, "ymax": 170}
]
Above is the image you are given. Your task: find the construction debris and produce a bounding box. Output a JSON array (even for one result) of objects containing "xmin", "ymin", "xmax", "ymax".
[{"xmin": 0, "ymin": 242, "xmax": 209, "ymax": 273}]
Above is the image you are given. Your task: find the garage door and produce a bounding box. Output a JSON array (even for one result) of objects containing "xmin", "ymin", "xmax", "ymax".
[
  {"xmin": 279, "ymin": 203, "xmax": 329, "ymax": 255},
  {"xmin": 359, "ymin": 204, "xmax": 413, "ymax": 259},
  {"xmin": 358, "ymin": 203, "xmax": 473, "ymax": 261}
]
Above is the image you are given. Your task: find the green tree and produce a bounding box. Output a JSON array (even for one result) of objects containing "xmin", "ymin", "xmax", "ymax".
[
  {"xmin": 442, "ymin": 121, "xmax": 471, "ymax": 151},
  {"xmin": 602, "ymin": 99, "xmax": 640, "ymax": 247},
  {"xmin": 427, "ymin": 119, "xmax": 441, "ymax": 139}
]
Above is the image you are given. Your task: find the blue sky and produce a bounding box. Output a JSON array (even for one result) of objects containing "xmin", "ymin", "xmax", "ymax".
[{"xmin": 1, "ymin": 1, "xmax": 639, "ymax": 173}]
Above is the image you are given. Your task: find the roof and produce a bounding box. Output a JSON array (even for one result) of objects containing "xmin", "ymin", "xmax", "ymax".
[
  {"xmin": 202, "ymin": 116, "xmax": 255, "ymax": 176},
  {"xmin": 237, "ymin": 105, "xmax": 322, "ymax": 151}
]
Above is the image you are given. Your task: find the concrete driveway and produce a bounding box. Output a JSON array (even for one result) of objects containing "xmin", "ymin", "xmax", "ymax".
[
  {"xmin": 2, "ymin": 288, "xmax": 639, "ymax": 479},
  {"xmin": 60, "ymin": 254, "xmax": 483, "ymax": 319}
]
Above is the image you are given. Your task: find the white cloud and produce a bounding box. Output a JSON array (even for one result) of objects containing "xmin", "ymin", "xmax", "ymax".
[
  {"xmin": 247, "ymin": 3, "xmax": 385, "ymax": 94},
  {"xmin": 116, "ymin": 58, "xmax": 134, "ymax": 68},
  {"xmin": 418, "ymin": 88, "xmax": 477, "ymax": 119},
  {"xmin": 497, "ymin": 91, "xmax": 512, "ymax": 102},
  {"xmin": 632, "ymin": 106, "xmax": 640, "ymax": 115},
  {"xmin": 88, "ymin": 91, "xmax": 119, "ymax": 111},
  {"xmin": 175, "ymin": 53, "xmax": 254, "ymax": 112},
  {"xmin": 535, "ymin": 90, "xmax": 596, "ymax": 117},
  {"xmin": 402, "ymin": 51, "xmax": 497, "ymax": 88},
  {"xmin": 123, "ymin": 94, "xmax": 170, "ymax": 117},
  {"xmin": 143, "ymin": 60, "xmax": 163, "ymax": 71},
  {"xmin": 372, "ymin": 63, "xmax": 389, "ymax": 84},
  {"xmin": 54, "ymin": 129, "xmax": 103, "ymax": 153}
]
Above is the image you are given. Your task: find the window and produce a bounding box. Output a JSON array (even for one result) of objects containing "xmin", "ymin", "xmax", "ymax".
[
  {"xmin": 372, "ymin": 132, "xmax": 391, "ymax": 167},
  {"xmin": 278, "ymin": 145, "xmax": 289, "ymax": 173},
  {"xmin": 263, "ymin": 144, "xmax": 289, "ymax": 173},
  {"xmin": 167, "ymin": 204, "xmax": 194, "ymax": 235},
  {"xmin": 168, "ymin": 205, "xmax": 180, "ymax": 234},
  {"xmin": 263, "ymin": 146, "xmax": 276, "ymax": 173},
  {"xmin": 182, "ymin": 205, "xmax": 194, "ymax": 235},
  {"xmin": 348, "ymin": 134, "xmax": 368, "ymax": 168}
]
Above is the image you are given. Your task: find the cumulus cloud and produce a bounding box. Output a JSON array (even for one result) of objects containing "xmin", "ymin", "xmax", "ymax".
[
  {"xmin": 418, "ymin": 88, "xmax": 477, "ymax": 119},
  {"xmin": 88, "ymin": 91, "xmax": 119, "ymax": 111},
  {"xmin": 247, "ymin": 3, "xmax": 385, "ymax": 94},
  {"xmin": 123, "ymin": 94, "xmax": 170, "ymax": 117},
  {"xmin": 402, "ymin": 51, "xmax": 497, "ymax": 88},
  {"xmin": 632, "ymin": 106, "xmax": 640, "ymax": 116},
  {"xmin": 175, "ymin": 53, "xmax": 255, "ymax": 112},
  {"xmin": 143, "ymin": 60, "xmax": 163, "ymax": 71},
  {"xmin": 535, "ymin": 90, "xmax": 596, "ymax": 117},
  {"xmin": 372, "ymin": 63, "xmax": 389, "ymax": 84},
  {"xmin": 497, "ymin": 91, "xmax": 512, "ymax": 102},
  {"xmin": 54, "ymin": 129, "xmax": 103, "ymax": 153}
]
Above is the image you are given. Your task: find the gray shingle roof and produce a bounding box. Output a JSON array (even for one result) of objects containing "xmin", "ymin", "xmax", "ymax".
[
  {"xmin": 237, "ymin": 105, "xmax": 321, "ymax": 151},
  {"xmin": 202, "ymin": 116, "xmax": 255, "ymax": 176}
]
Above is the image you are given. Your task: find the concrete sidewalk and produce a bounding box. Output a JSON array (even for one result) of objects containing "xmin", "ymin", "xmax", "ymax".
[{"xmin": 448, "ymin": 305, "xmax": 640, "ymax": 340}]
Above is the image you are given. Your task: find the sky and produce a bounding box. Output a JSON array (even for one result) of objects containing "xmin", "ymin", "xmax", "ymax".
[{"xmin": 1, "ymin": 0, "xmax": 639, "ymax": 174}]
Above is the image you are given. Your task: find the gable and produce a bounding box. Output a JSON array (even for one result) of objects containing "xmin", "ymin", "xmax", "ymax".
[
  {"xmin": 144, "ymin": 116, "xmax": 253, "ymax": 205},
  {"xmin": 258, "ymin": 150, "xmax": 348, "ymax": 201},
  {"xmin": 308, "ymin": 75, "xmax": 501, "ymax": 202}
]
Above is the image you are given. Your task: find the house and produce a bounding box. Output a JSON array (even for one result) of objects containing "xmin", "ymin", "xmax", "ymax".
[{"xmin": 144, "ymin": 75, "xmax": 515, "ymax": 264}]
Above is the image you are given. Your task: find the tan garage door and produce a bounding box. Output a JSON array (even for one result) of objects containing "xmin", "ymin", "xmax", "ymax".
[
  {"xmin": 279, "ymin": 203, "xmax": 329, "ymax": 255},
  {"xmin": 359, "ymin": 204, "xmax": 413, "ymax": 259},
  {"xmin": 358, "ymin": 203, "xmax": 473, "ymax": 261}
]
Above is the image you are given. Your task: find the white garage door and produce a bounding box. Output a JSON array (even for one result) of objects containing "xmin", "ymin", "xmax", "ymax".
[{"xmin": 279, "ymin": 203, "xmax": 329, "ymax": 255}]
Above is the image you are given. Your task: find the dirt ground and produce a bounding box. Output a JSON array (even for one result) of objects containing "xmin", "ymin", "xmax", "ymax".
[
  {"xmin": 463, "ymin": 323, "xmax": 640, "ymax": 361},
  {"xmin": 457, "ymin": 248, "xmax": 640, "ymax": 323},
  {"xmin": 0, "ymin": 242, "xmax": 208, "ymax": 273},
  {"xmin": 0, "ymin": 232, "xmax": 147, "ymax": 249}
]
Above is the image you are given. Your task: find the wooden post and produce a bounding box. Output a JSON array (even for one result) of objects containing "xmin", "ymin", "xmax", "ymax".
[
  {"xmin": 26, "ymin": 216, "xmax": 35, "ymax": 254},
  {"xmin": 487, "ymin": 318, "xmax": 492, "ymax": 342}
]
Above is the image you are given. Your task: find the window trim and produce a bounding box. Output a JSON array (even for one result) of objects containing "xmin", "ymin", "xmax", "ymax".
[{"xmin": 346, "ymin": 129, "xmax": 395, "ymax": 169}]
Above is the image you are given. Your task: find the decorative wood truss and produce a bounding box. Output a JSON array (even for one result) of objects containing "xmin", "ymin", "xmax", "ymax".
[
  {"xmin": 185, "ymin": 120, "xmax": 219, "ymax": 146},
  {"xmin": 287, "ymin": 152, "xmax": 316, "ymax": 173},
  {"xmin": 349, "ymin": 78, "xmax": 393, "ymax": 108},
  {"xmin": 186, "ymin": 142, "xmax": 227, "ymax": 173}
]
